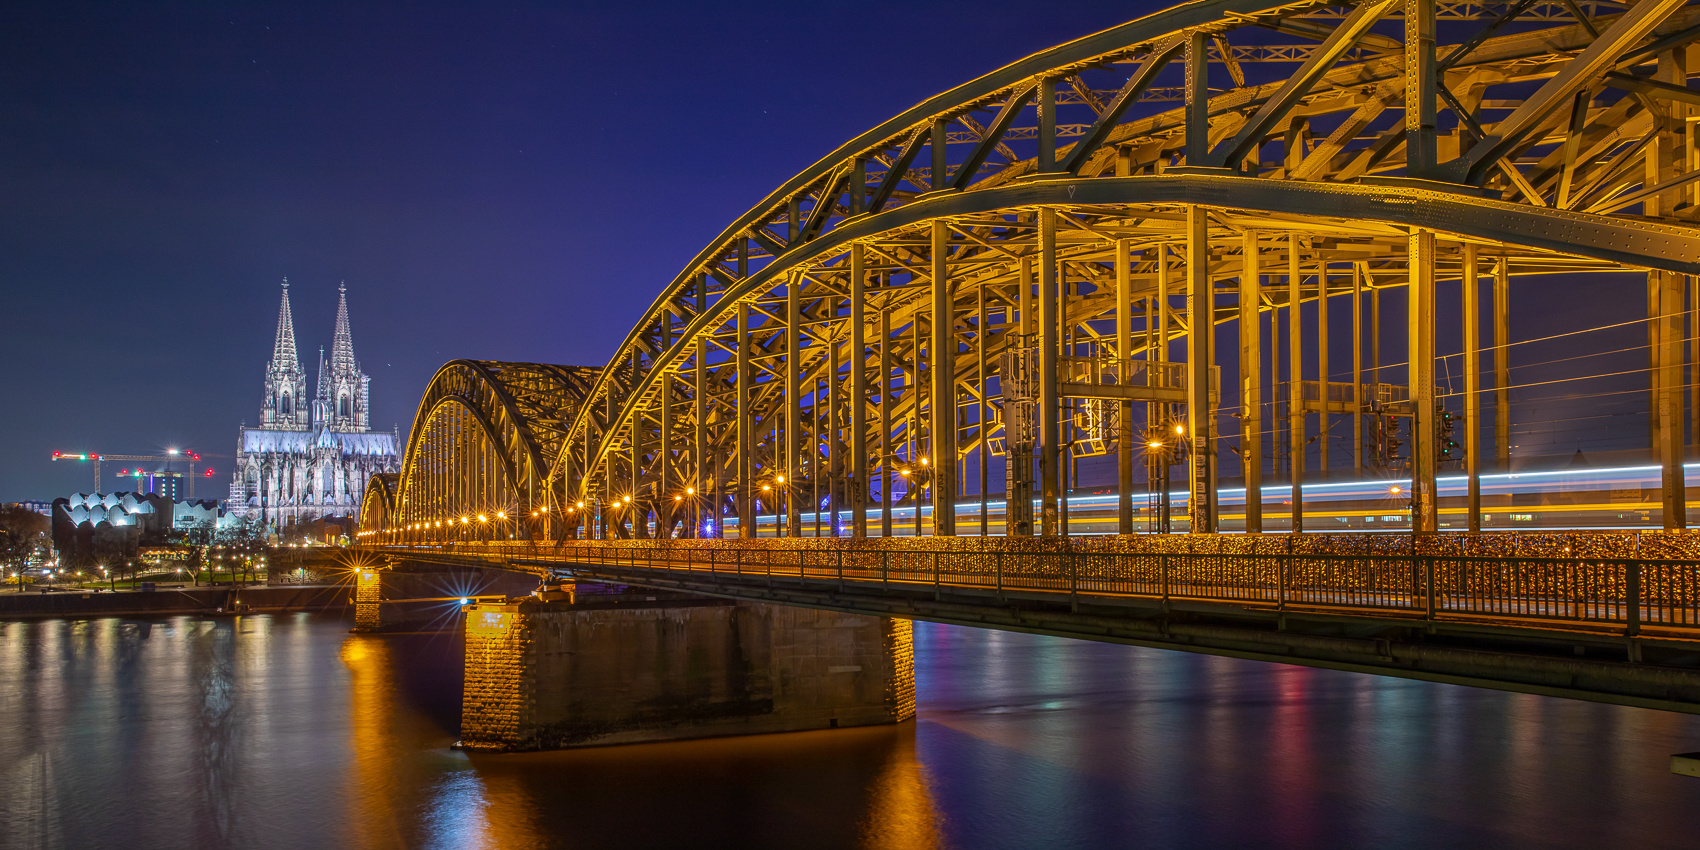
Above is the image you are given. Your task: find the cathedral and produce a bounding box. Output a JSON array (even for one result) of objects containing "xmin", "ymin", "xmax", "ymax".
[{"xmin": 229, "ymin": 280, "xmax": 401, "ymax": 530}]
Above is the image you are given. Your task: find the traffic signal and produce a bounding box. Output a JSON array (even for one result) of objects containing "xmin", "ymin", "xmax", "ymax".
[
  {"xmin": 1437, "ymin": 405, "xmax": 1461, "ymax": 464},
  {"xmin": 1384, "ymin": 415, "xmax": 1404, "ymax": 465}
]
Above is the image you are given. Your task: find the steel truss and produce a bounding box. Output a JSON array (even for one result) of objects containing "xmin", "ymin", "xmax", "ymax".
[
  {"xmin": 365, "ymin": 0, "xmax": 1700, "ymax": 544},
  {"xmin": 359, "ymin": 361, "xmax": 598, "ymax": 543}
]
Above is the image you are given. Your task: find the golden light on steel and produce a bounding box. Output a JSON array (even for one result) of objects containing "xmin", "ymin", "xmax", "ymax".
[{"xmin": 349, "ymin": 1, "xmax": 1700, "ymax": 545}]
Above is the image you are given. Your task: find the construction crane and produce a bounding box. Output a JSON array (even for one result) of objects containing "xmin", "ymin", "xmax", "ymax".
[{"xmin": 52, "ymin": 450, "xmax": 212, "ymax": 498}]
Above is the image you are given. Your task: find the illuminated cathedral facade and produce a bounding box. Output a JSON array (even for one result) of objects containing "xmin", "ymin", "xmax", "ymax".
[{"xmin": 229, "ymin": 280, "xmax": 401, "ymax": 530}]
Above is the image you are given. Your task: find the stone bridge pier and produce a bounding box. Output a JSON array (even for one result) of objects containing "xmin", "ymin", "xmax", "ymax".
[
  {"xmin": 351, "ymin": 559, "xmax": 543, "ymax": 631},
  {"xmin": 459, "ymin": 587, "xmax": 915, "ymax": 751}
]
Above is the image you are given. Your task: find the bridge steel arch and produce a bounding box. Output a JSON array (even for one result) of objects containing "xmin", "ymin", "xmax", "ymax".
[
  {"xmin": 362, "ymin": 0, "xmax": 1700, "ymax": 545},
  {"xmin": 359, "ymin": 360, "xmax": 598, "ymax": 544}
]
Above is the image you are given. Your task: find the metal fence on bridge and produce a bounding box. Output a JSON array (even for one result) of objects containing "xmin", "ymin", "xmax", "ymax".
[{"xmin": 389, "ymin": 543, "xmax": 1700, "ymax": 638}]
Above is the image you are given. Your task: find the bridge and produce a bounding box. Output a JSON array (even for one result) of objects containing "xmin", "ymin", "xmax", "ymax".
[{"xmin": 357, "ymin": 0, "xmax": 1700, "ymax": 719}]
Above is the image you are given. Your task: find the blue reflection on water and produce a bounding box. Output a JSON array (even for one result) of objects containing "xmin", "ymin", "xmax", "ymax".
[
  {"xmin": 912, "ymin": 621, "xmax": 1700, "ymax": 849},
  {"xmin": 2, "ymin": 613, "xmax": 1699, "ymax": 849}
]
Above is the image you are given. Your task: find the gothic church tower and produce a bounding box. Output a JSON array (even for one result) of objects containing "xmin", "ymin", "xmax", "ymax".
[
  {"xmin": 232, "ymin": 279, "xmax": 398, "ymax": 532},
  {"xmin": 323, "ymin": 282, "xmax": 372, "ymax": 432},
  {"xmin": 260, "ymin": 279, "xmax": 310, "ymax": 429}
]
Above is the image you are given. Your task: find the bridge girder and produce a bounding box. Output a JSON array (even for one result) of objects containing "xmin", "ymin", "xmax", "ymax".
[
  {"xmin": 360, "ymin": 360, "xmax": 599, "ymax": 542},
  {"xmin": 368, "ymin": 0, "xmax": 1700, "ymax": 543}
]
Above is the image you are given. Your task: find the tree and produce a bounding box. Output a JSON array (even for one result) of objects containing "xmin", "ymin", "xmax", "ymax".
[{"xmin": 0, "ymin": 506, "xmax": 49, "ymax": 588}]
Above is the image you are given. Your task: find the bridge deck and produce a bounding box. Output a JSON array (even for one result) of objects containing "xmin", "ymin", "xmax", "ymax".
[
  {"xmin": 364, "ymin": 539, "xmax": 1700, "ymax": 715},
  {"xmin": 376, "ymin": 539, "xmax": 1700, "ymax": 635}
]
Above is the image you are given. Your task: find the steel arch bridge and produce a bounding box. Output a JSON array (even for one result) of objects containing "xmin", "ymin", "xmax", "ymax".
[
  {"xmin": 364, "ymin": 0, "xmax": 1700, "ymax": 546},
  {"xmin": 359, "ymin": 360, "xmax": 599, "ymax": 540}
]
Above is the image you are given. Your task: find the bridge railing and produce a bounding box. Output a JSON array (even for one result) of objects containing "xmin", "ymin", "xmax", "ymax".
[{"xmin": 378, "ymin": 542, "xmax": 1700, "ymax": 637}]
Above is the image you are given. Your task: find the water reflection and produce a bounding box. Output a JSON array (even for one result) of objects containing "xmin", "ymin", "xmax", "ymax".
[
  {"xmin": 912, "ymin": 623, "xmax": 1700, "ymax": 849},
  {"xmin": 1, "ymin": 614, "xmax": 1697, "ymax": 849}
]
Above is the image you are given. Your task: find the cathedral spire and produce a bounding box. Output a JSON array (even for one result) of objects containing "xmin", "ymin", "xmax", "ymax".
[
  {"xmin": 272, "ymin": 278, "xmax": 301, "ymax": 372},
  {"xmin": 331, "ymin": 281, "xmax": 356, "ymax": 376},
  {"xmin": 325, "ymin": 282, "xmax": 372, "ymax": 431},
  {"xmin": 260, "ymin": 278, "xmax": 309, "ymax": 430},
  {"xmin": 316, "ymin": 345, "xmax": 329, "ymax": 401}
]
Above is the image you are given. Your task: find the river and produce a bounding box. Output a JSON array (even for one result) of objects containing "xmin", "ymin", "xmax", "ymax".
[{"xmin": 1, "ymin": 612, "xmax": 1697, "ymax": 849}]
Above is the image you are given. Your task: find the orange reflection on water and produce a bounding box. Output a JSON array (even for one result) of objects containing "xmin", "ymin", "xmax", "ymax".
[
  {"xmin": 337, "ymin": 625, "xmax": 939, "ymax": 848},
  {"xmin": 858, "ymin": 723, "xmax": 944, "ymax": 850},
  {"xmin": 339, "ymin": 634, "xmax": 545, "ymax": 850}
]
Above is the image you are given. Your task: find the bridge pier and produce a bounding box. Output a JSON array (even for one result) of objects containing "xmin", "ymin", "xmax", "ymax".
[
  {"xmin": 350, "ymin": 560, "xmax": 542, "ymax": 632},
  {"xmin": 460, "ymin": 591, "xmax": 915, "ymax": 751}
]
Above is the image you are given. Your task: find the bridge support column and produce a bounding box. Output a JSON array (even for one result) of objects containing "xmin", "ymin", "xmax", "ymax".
[
  {"xmin": 1409, "ymin": 229, "xmax": 1438, "ymax": 534},
  {"xmin": 1116, "ymin": 237, "xmax": 1134, "ymax": 535},
  {"xmin": 460, "ymin": 595, "xmax": 915, "ymax": 751},
  {"xmin": 881, "ymin": 308, "xmax": 893, "ymax": 537},
  {"xmin": 851, "ymin": 245, "xmax": 868, "ymax": 538},
  {"xmin": 1464, "ymin": 243, "xmax": 1483, "ymax": 533},
  {"xmin": 787, "ymin": 272, "xmax": 803, "ymax": 538},
  {"xmin": 931, "ymin": 219, "xmax": 957, "ymax": 535},
  {"xmin": 737, "ymin": 305, "xmax": 754, "ymax": 538},
  {"xmin": 1655, "ymin": 269, "xmax": 1687, "ymax": 529},
  {"xmin": 1494, "ymin": 259, "xmax": 1510, "ymax": 464},
  {"xmin": 1287, "ymin": 233, "xmax": 1305, "ymax": 533},
  {"xmin": 1039, "ymin": 208, "xmax": 1061, "ymax": 536},
  {"xmin": 1185, "ymin": 205, "xmax": 1216, "ymax": 533},
  {"xmin": 1240, "ymin": 231, "xmax": 1262, "ymax": 533},
  {"xmin": 695, "ymin": 336, "xmax": 708, "ymax": 538}
]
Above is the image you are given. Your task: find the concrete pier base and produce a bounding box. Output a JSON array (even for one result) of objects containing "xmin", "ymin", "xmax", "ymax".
[
  {"xmin": 353, "ymin": 568, "xmax": 383, "ymax": 630},
  {"xmin": 460, "ymin": 593, "xmax": 915, "ymax": 751},
  {"xmin": 350, "ymin": 561, "xmax": 542, "ymax": 632}
]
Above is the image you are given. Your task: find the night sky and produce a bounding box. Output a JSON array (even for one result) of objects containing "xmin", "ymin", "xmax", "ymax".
[
  {"xmin": 0, "ymin": 1, "xmax": 1651, "ymax": 503},
  {"xmin": 0, "ymin": 0, "xmax": 1160, "ymax": 502}
]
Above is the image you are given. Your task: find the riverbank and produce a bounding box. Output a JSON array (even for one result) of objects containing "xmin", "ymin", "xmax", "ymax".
[{"xmin": 0, "ymin": 583, "xmax": 352, "ymax": 619}]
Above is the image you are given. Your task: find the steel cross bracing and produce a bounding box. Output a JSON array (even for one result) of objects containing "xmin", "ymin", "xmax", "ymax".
[
  {"xmin": 360, "ymin": 361, "xmax": 598, "ymax": 542},
  {"xmin": 361, "ymin": 0, "xmax": 1700, "ymax": 546}
]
